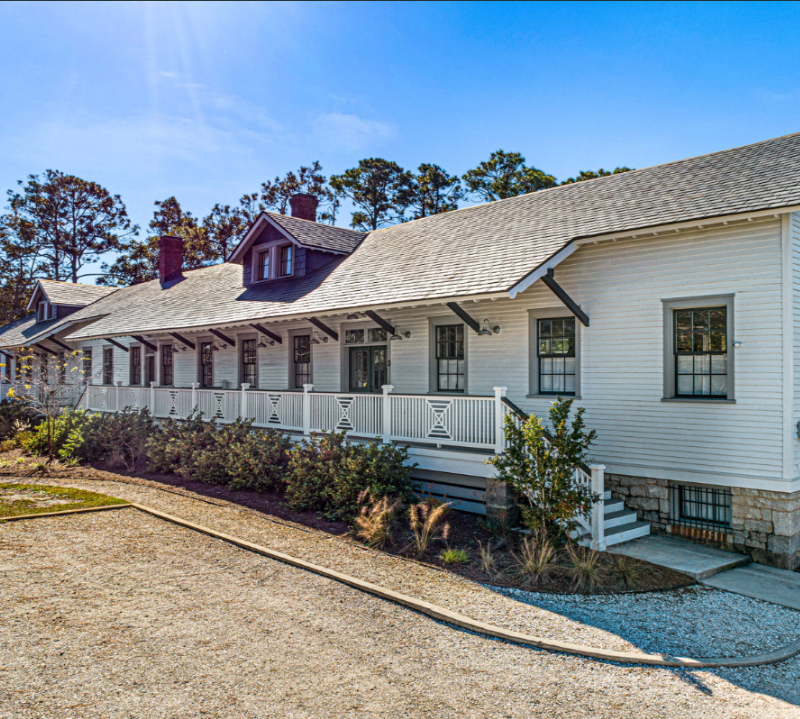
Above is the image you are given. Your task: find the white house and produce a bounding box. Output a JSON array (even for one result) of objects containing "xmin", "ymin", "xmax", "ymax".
[{"xmin": 3, "ymin": 133, "xmax": 800, "ymax": 569}]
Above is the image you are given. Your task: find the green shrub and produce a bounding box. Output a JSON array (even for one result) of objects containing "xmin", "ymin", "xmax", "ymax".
[
  {"xmin": 487, "ymin": 397, "xmax": 598, "ymax": 544},
  {"xmin": 0, "ymin": 399, "xmax": 39, "ymax": 441},
  {"xmin": 285, "ymin": 432, "xmax": 415, "ymax": 521},
  {"xmin": 226, "ymin": 425, "xmax": 291, "ymax": 492},
  {"xmin": 24, "ymin": 409, "xmax": 95, "ymax": 458},
  {"xmin": 145, "ymin": 414, "xmax": 290, "ymax": 488}
]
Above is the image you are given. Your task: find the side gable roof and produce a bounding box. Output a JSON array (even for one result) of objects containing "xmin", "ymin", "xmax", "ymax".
[
  {"xmin": 10, "ymin": 131, "xmax": 800, "ymax": 343},
  {"xmin": 26, "ymin": 280, "xmax": 117, "ymax": 311},
  {"xmin": 228, "ymin": 212, "xmax": 365, "ymax": 262}
]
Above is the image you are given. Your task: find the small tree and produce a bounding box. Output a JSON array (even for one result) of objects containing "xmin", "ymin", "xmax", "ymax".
[
  {"xmin": 488, "ymin": 398, "xmax": 598, "ymax": 543},
  {"xmin": 6, "ymin": 346, "xmax": 89, "ymax": 464},
  {"xmin": 401, "ymin": 163, "xmax": 463, "ymax": 219}
]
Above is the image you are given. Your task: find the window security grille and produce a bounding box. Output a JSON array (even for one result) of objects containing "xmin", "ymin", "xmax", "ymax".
[{"xmin": 669, "ymin": 484, "xmax": 732, "ymax": 530}]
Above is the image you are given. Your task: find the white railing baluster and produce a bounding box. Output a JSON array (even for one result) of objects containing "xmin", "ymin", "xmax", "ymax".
[
  {"xmin": 241, "ymin": 383, "xmax": 250, "ymax": 418},
  {"xmin": 493, "ymin": 386, "xmax": 507, "ymax": 455},
  {"xmin": 191, "ymin": 382, "xmax": 198, "ymax": 414},
  {"xmin": 590, "ymin": 464, "xmax": 606, "ymax": 550},
  {"xmin": 382, "ymin": 385, "xmax": 393, "ymax": 442},
  {"xmin": 303, "ymin": 384, "xmax": 313, "ymax": 435}
]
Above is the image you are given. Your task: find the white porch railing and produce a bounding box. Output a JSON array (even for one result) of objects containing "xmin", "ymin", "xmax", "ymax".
[{"xmin": 82, "ymin": 381, "xmax": 605, "ymax": 547}]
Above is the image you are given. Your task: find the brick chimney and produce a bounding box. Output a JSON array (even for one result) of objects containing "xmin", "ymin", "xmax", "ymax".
[
  {"xmin": 158, "ymin": 235, "xmax": 184, "ymax": 283},
  {"xmin": 289, "ymin": 193, "xmax": 319, "ymax": 222}
]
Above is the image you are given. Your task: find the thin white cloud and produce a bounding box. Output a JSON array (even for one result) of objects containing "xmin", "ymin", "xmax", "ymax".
[{"xmin": 311, "ymin": 112, "xmax": 396, "ymax": 152}]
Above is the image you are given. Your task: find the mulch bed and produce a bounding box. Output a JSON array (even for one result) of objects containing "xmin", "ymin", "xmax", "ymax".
[{"xmin": 0, "ymin": 450, "xmax": 694, "ymax": 593}]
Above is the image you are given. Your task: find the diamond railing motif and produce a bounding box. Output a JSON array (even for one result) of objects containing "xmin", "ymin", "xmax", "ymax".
[
  {"xmin": 426, "ymin": 399, "xmax": 453, "ymax": 440},
  {"xmin": 334, "ymin": 396, "xmax": 354, "ymax": 432}
]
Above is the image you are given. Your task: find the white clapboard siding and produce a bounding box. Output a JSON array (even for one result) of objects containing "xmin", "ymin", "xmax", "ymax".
[
  {"xmin": 793, "ymin": 212, "xmax": 800, "ymax": 477},
  {"xmin": 64, "ymin": 216, "xmax": 791, "ymax": 492}
]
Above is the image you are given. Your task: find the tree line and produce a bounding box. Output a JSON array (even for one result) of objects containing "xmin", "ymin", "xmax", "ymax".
[{"xmin": 0, "ymin": 151, "xmax": 631, "ymax": 322}]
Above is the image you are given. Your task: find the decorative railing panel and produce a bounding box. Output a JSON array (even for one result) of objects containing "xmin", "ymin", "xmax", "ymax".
[
  {"xmin": 390, "ymin": 395, "xmax": 495, "ymax": 449},
  {"xmin": 247, "ymin": 391, "xmax": 303, "ymax": 430},
  {"xmin": 309, "ymin": 393, "xmax": 383, "ymax": 438}
]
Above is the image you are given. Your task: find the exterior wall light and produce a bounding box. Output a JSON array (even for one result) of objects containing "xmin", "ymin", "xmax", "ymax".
[
  {"xmin": 310, "ymin": 331, "xmax": 329, "ymax": 345},
  {"xmin": 477, "ymin": 319, "xmax": 501, "ymax": 336},
  {"xmin": 390, "ymin": 326, "xmax": 411, "ymax": 341}
]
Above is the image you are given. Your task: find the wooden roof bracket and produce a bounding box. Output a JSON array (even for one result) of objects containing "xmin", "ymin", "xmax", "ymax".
[
  {"xmin": 364, "ymin": 310, "xmax": 395, "ymax": 335},
  {"xmin": 49, "ymin": 336, "xmax": 81, "ymax": 352},
  {"xmin": 208, "ymin": 328, "xmax": 236, "ymax": 348},
  {"xmin": 134, "ymin": 335, "xmax": 160, "ymax": 352},
  {"xmin": 167, "ymin": 332, "xmax": 195, "ymax": 350},
  {"xmin": 446, "ymin": 302, "xmax": 481, "ymax": 333},
  {"xmin": 106, "ymin": 337, "xmax": 130, "ymax": 353},
  {"xmin": 250, "ymin": 323, "xmax": 282, "ymax": 345},
  {"xmin": 541, "ymin": 269, "xmax": 590, "ymax": 327},
  {"xmin": 308, "ymin": 317, "xmax": 339, "ymax": 342}
]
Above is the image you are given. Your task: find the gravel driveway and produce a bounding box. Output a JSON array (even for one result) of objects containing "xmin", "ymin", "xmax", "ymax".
[{"xmin": 1, "ymin": 477, "xmax": 799, "ymax": 718}]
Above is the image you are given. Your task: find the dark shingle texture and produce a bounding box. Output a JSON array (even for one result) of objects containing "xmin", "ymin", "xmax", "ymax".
[
  {"xmin": 37, "ymin": 280, "xmax": 117, "ymax": 306},
  {"xmin": 51, "ymin": 132, "xmax": 800, "ymax": 339},
  {"xmin": 0, "ymin": 314, "xmax": 60, "ymax": 349},
  {"xmin": 266, "ymin": 213, "xmax": 365, "ymax": 253}
]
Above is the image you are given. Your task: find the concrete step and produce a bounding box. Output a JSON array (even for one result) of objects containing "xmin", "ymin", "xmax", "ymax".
[
  {"xmin": 603, "ymin": 499, "xmax": 625, "ymax": 515},
  {"xmin": 603, "ymin": 508, "xmax": 638, "ymax": 529},
  {"xmin": 608, "ymin": 535, "xmax": 748, "ymax": 580},
  {"xmin": 603, "ymin": 490, "xmax": 612, "ymax": 501},
  {"xmin": 601, "ymin": 520, "xmax": 651, "ymax": 547}
]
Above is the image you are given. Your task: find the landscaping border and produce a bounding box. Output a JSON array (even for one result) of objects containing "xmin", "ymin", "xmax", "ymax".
[
  {"xmin": 4, "ymin": 500, "xmax": 799, "ymax": 667},
  {"xmin": 0, "ymin": 503, "xmax": 132, "ymax": 522}
]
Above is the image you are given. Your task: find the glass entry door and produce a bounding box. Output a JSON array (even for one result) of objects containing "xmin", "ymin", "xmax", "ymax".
[{"xmin": 349, "ymin": 346, "xmax": 387, "ymax": 393}]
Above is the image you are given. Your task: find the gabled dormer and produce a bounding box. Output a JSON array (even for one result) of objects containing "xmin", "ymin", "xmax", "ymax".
[
  {"xmin": 26, "ymin": 280, "xmax": 117, "ymax": 323},
  {"xmin": 229, "ymin": 193, "xmax": 366, "ymax": 287}
]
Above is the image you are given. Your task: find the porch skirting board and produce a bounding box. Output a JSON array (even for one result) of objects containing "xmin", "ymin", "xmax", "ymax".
[{"xmin": 607, "ymin": 473, "xmax": 800, "ymax": 570}]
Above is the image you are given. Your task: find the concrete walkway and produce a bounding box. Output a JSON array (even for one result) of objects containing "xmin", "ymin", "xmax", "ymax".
[
  {"xmin": 704, "ymin": 563, "xmax": 800, "ymax": 611},
  {"xmin": 607, "ymin": 534, "xmax": 748, "ymax": 580},
  {"xmin": 609, "ymin": 534, "xmax": 800, "ymax": 612}
]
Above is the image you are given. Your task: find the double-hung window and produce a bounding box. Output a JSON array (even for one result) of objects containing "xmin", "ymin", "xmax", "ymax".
[
  {"xmin": 279, "ymin": 245, "xmax": 293, "ymax": 277},
  {"xmin": 161, "ymin": 345, "xmax": 174, "ymax": 386},
  {"xmin": 674, "ymin": 307, "xmax": 727, "ymax": 398},
  {"xmin": 241, "ymin": 339, "xmax": 257, "ymax": 386},
  {"xmin": 537, "ymin": 317, "xmax": 576, "ymax": 395},
  {"xmin": 103, "ymin": 348, "xmax": 114, "ymax": 385},
  {"xmin": 130, "ymin": 346, "xmax": 141, "ymax": 385},
  {"xmin": 257, "ymin": 250, "xmax": 270, "ymax": 281},
  {"xmin": 82, "ymin": 348, "xmax": 92, "ymax": 381},
  {"xmin": 293, "ymin": 335, "xmax": 311, "ymax": 388},
  {"xmin": 663, "ymin": 296, "xmax": 733, "ymax": 401},
  {"xmin": 200, "ymin": 342, "xmax": 213, "ymax": 387},
  {"xmin": 435, "ymin": 324, "xmax": 465, "ymax": 392}
]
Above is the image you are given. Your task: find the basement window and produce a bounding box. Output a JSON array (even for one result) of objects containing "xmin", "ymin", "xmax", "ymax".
[{"xmin": 669, "ymin": 484, "xmax": 732, "ymax": 530}]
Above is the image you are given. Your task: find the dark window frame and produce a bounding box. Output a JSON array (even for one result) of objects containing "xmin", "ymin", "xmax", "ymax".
[
  {"xmin": 674, "ymin": 306, "xmax": 728, "ymax": 399},
  {"xmin": 435, "ymin": 323, "xmax": 465, "ymax": 393},
  {"xmin": 662, "ymin": 295, "xmax": 735, "ymax": 402},
  {"xmin": 130, "ymin": 346, "xmax": 142, "ymax": 386},
  {"xmin": 292, "ymin": 334, "xmax": 311, "ymax": 389},
  {"xmin": 200, "ymin": 341, "xmax": 214, "ymax": 388},
  {"xmin": 257, "ymin": 250, "xmax": 270, "ymax": 281},
  {"xmin": 537, "ymin": 317, "xmax": 577, "ymax": 396},
  {"xmin": 161, "ymin": 345, "xmax": 174, "ymax": 387},
  {"xmin": 241, "ymin": 338, "xmax": 257, "ymax": 387},
  {"xmin": 102, "ymin": 347, "xmax": 114, "ymax": 385},
  {"xmin": 81, "ymin": 348, "xmax": 92, "ymax": 382},
  {"xmin": 279, "ymin": 244, "xmax": 293, "ymax": 277}
]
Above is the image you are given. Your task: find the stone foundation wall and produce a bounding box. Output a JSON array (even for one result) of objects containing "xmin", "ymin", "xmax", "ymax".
[{"xmin": 606, "ymin": 473, "xmax": 800, "ymax": 570}]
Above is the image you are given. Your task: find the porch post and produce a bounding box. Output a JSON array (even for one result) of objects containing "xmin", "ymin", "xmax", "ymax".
[
  {"xmin": 590, "ymin": 464, "xmax": 606, "ymax": 550},
  {"xmin": 493, "ymin": 386, "xmax": 508, "ymax": 455},
  {"xmin": 150, "ymin": 381, "xmax": 157, "ymax": 414},
  {"xmin": 191, "ymin": 382, "xmax": 198, "ymax": 413},
  {"xmin": 303, "ymin": 384, "xmax": 313, "ymax": 435},
  {"xmin": 114, "ymin": 380, "xmax": 121, "ymax": 413},
  {"xmin": 382, "ymin": 385, "xmax": 393, "ymax": 443},
  {"xmin": 240, "ymin": 383, "xmax": 250, "ymax": 418}
]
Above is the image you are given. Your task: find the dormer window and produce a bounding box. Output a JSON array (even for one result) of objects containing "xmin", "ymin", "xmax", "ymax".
[
  {"xmin": 257, "ymin": 250, "xmax": 270, "ymax": 281},
  {"xmin": 37, "ymin": 301, "xmax": 53, "ymax": 322},
  {"xmin": 279, "ymin": 245, "xmax": 293, "ymax": 277},
  {"xmin": 251, "ymin": 242, "xmax": 296, "ymax": 283}
]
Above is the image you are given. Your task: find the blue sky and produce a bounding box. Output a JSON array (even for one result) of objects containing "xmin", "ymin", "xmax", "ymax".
[{"xmin": 1, "ymin": 1, "xmax": 799, "ymax": 279}]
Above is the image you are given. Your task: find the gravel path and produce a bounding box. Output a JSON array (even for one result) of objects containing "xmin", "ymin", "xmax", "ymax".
[{"xmin": 0, "ymin": 476, "xmax": 797, "ymax": 717}]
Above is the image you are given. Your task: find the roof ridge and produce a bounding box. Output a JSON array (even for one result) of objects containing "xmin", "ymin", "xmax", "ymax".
[
  {"xmin": 368, "ymin": 130, "xmax": 800, "ymax": 233},
  {"xmin": 265, "ymin": 211, "xmax": 367, "ymax": 235}
]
